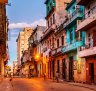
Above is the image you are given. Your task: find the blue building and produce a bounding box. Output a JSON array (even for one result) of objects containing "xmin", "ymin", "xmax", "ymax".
[{"xmin": 62, "ymin": 0, "xmax": 85, "ymax": 81}]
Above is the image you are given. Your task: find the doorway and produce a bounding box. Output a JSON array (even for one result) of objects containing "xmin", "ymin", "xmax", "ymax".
[
  {"xmin": 52, "ymin": 61, "xmax": 55, "ymax": 78},
  {"xmin": 89, "ymin": 63, "xmax": 94, "ymax": 83},
  {"xmin": 69, "ymin": 56, "xmax": 74, "ymax": 81},
  {"xmin": 62, "ymin": 59, "xmax": 66, "ymax": 79},
  {"xmin": 57, "ymin": 60, "xmax": 60, "ymax": 73}
]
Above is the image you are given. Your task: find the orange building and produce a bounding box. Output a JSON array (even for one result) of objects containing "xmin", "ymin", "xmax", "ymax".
[{"xmin": 0, "ymin": 0, "xmax": 8, "ymax": 4}]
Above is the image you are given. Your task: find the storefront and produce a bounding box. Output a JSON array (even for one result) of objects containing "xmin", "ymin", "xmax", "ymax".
[
  {"xmin": 50, "ymin": 47, "xmax": 67, "ymax": 80},
  {"xmin": 62, "ymin": 41, "xmax": 84, "ymax": 81},
  {"xmin": 65, "ymin": 51, "xmax": 77, "ymax": 81},
  {"xmin": 78, "ymin": 47, "xmax": 96, "ymax": 83}
]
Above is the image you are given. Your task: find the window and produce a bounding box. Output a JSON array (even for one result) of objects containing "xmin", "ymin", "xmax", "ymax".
[
  {"xmin": 88, "ymin": 33, "xmax": 91, "ymax": 47},
  {"xmin": 70, "ymin": 29, "xmax": 73, "ymax": 44},
  {"xmin": 57, "ymin": 60, "xmax": 60, "ymax": 73},
  {"xmin": 50, "ymin": 17, "xmax": 52, "ymax": 25},
  {"xmin": 87, "ymin": 5, "xmax": 90, "ymax": 17},
  {"xmin": 80, "ymin": 32, "xmax": 82, "ymax": 40},
  {"xmin": 48, "ymin": 6, "xmax": 49, "ymax": 12},
  {"xmin": 52, "ymin": 37, "xmax": 54, "ymax": 48},
  {"xmin": 53, "ymin": 0, "xmax": 55, "ymax": 3},
  {"xmin": 50, "ymin": 39, "xmax": 51, "ymax": 48},
  {"xmin": 75, "ymin": 32, "xmax": 79, "ymax": 41},
  {"xmin": 48, "ymin": 20, "xmax": 49, "ymax": 28},
  {"xmin": 61, "ymin": 36, "xmax": 64, "ymax": 46},
  {"xmin": 53, "ymin": 14, "xmax": 55, "ymax": 24},
  {"xmin": 57, "ymin": 39, "xmax": 59, "ymax": 47}
]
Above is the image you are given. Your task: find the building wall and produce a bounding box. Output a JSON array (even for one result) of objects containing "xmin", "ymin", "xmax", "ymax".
[
  {"xmin": 24, "ymin": 28, "xmax": 33, "ymax": 50},
  {"xmin": 56, "ymin": 0, "xmax": 71, "ymax": 25},
  {"xmin": 17, "ymin": 31, "xmax": 24, "ymax": 66},
  {"xmin": 17, "ymin": 28, "xmax": 33, "ymax": 66},
  {"xmin": 85, "ymin": 1, "xmax": 96, "ymax": 18},
  {"xmin": 76, "ymin": 0, "xmax": 96, "ymax": 83},
  {"xmin": 74, "ymin": 58, "xmax": 86, "ymax": 82},
  {"xmin": 0, "ymin": 4, "xmax": 8, "ymax": 76},
  {"xmin": 43, "ymin": 0, "xmax": 72, "ymax": 79},
  {"xmin": 86, "ymin": 57, "xmax": 96, "ymax": 83}
]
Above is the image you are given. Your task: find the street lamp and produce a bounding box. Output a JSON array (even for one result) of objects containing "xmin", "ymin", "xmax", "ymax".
[{"xmin": 35, "ymin": 54, "xmax": 40, "ymax": 60}]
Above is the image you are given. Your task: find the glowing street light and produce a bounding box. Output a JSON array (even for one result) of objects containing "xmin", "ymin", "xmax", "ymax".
[{"xmin": 35, "ymin": 54, "xmax": 40, "ymax": 60}]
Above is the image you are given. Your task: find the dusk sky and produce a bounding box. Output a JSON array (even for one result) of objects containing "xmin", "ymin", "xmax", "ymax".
[{"xmin": 7, "ymin": 0, "xmax": 46, "ymax": 66}]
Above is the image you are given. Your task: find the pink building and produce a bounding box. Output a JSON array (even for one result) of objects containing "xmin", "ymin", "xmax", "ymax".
[{"xmin": 77, "ymin": 0, "xmax": 96, "ymax": 83}]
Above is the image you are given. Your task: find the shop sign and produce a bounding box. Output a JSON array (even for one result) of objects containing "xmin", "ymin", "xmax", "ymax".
[
  {"xmin": 62, "ymin": 41, "xmax": 83, "ymax": 53},
  {"xmin": 74, "ymin": 61, "xmax": 77, "ymax": 70},
  {"xmin": 77, "ymin": 58, "xmax": 81, "ymax": 73}
]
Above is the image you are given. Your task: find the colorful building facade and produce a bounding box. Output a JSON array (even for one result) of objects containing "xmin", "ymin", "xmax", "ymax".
[
  {"xmin": 62, "ymin": 0, "xmax": 85, "ymax": 81},
  {"xmin": 77, "ymin": 0, "xmax": 96, "ymax": 83},
  {"xmin": 43, "ymin": 0, "xmax": 71, "ymax": 79}
]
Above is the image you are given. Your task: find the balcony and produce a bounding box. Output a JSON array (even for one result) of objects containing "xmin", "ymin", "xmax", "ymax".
[
  {"xmin": 31, "ymin": 40, "xmax": 38, "ymax": 47},
  {"xmin": 51, "ymin": 46, "xmax": 62, "ymax": 56},
  {"xmin": 76, "ymin": 6, "xmax": 96, "ymax": 32},
  {"xmin": 62, "ymin": 40, "xmax": 83, "ymax": 53},
  {"xmin": 43, "ymin": 47, "xmax": 47, "ymax": 52},
  {"xmin": 63, "ymin": 8, "xmax": 83, "ymax": 29},
  {"xmin": 46, "ymin": 3, "xmax": 56, "ymax": 16},
  {"xmin": 55, "ymin": 23, "xmax": 64, "ymax": 34},
  {"xmin": 45, "ymin": 0, "xmax": 56, "ymax": 18},
  {"xmin": 78, "ymin": 45, "xmax": 96, "ymax": 57},
  {"xmin": 76, "ymin": 0, "xmax": 90, "ymax": 6},
  {"xmin": 42, "ymin": 24, "xmax": 56, "ymax": 39}
]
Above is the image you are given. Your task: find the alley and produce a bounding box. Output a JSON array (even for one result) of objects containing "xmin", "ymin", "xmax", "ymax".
[{"xmin": 0, "ymin": 78, "xmax": 95, "ymax": 91}]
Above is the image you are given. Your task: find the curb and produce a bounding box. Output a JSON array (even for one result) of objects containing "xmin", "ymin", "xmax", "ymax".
[
  {"xmin": 46, "ymin": 78, "xmax": 96, "ymax": 91},
  {"xmin": 68, "ymin": 83, "xmax": 96, "ymax": 91}
]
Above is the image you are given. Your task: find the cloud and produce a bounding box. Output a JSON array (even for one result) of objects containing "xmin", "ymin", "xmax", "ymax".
[{"xmin": 9, "ymin": 19, "xmax": 46, "ymax": 29}]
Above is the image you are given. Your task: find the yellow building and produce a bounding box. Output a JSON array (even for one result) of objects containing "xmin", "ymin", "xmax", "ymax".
[
  {"xmin": 13, "ymin": 61, "xmax": 18, "ymax": 76},
  {"xmin": 16, "ymin": 28, "xmax": 33, "ymax": 75}
]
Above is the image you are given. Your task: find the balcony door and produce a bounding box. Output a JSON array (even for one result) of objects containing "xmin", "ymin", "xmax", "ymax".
[
  {"xmin": 93, "ymin": 31, "xmax": 96, "ymax": 46},
  {"xmin": 69, "ymin": 56, "xmax": 74, "ymax": 81},
  {"xmin": 62, "ymin": 59, "xmax": 66, "ymax": 79},
  {"xmin": 89, "ymin": 63, "xmax": 94, "ymax": 83}
]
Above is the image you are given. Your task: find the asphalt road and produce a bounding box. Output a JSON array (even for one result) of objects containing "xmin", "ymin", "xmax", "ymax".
[{"xmin": 8, "ymin": 78, "xmax": 95, "ymax": 91}]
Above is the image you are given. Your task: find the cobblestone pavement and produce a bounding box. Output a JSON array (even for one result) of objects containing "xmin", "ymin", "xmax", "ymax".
[{"xmin": 0, "ymin": 78, "xmax": 95, "ymax": 91}]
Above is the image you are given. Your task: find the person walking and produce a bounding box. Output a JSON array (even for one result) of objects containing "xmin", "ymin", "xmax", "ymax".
[
  {"xmin": 43, "ymin": 73, "xmax": 46, "ymax": 80},
  {"xmin": 55, "ymin": 71, "xmax": 59, "ymax": 83}
]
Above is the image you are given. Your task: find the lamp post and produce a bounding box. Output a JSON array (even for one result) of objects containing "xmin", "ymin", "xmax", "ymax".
[{"xmin": 34, "ymin": 53, "xmax": 41, "ymax": 77}]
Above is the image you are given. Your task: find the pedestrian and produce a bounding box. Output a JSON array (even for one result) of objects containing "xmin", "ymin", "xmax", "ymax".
[
  {"xmin": 9, "ymin": 76, "xmax": 12, "ymax": 82},
  {"xmin": 55, "ymin": 71, "xmax": 59, "ymax": 83},
  {"xmin": 43, "ymin": 73, "xmax": 46, "ymax": 80}
]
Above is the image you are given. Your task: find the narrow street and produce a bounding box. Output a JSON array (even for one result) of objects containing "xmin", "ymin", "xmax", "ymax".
[{"xmin": 0, "ymin": 78, "xmax": 95, "ymax": 91}]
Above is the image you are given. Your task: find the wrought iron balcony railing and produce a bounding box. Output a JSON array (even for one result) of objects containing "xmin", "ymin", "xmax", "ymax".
[
  {"xmin": 82, "ymin": 6, "xmax": 96, "ymax": 22},
  {"xmin": 63, "ymin": 8, "xmax": 83, "ymax": 28}
]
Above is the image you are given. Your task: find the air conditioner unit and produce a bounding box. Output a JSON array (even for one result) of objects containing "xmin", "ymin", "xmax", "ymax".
[{"xmin": 75, "ymin": 5, "xmax": 80, "ymax": 10}]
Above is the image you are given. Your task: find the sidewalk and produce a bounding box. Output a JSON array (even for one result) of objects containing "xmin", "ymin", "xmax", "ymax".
[
  {"xmin": 53, "ymin": 79, "xmax": 96, "ymax": 91},
  {"xmin": 0, "ymin": 78, "xmax": 13, "ymax": 91},
  {"xmin": 36, "ymin": 77, "xmax": 96, "ymax": 91},
  {"xmin": 68, "ymin": 82, "xmax": 96, "ymax": 91}
]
